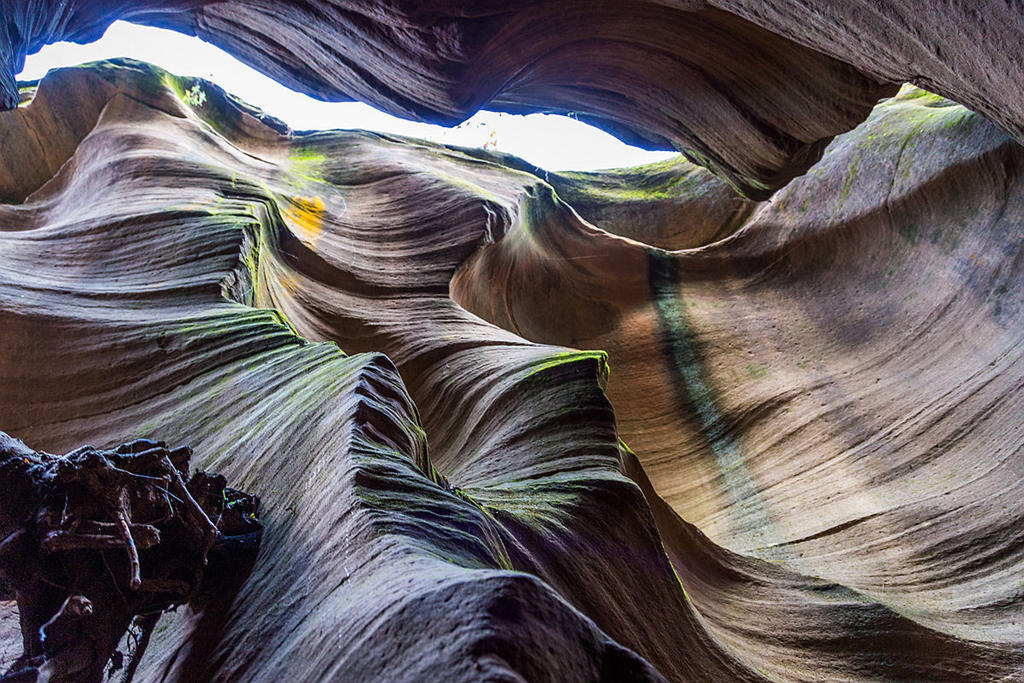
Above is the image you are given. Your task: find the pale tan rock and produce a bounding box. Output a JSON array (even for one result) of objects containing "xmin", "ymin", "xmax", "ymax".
[
  {"xmin": 1, "ymin": 1, "xmax": 899, "ymax": 198},
  {"xmin": 1, "ymin": 62, "xmax": 1021, "ymax": 680}
]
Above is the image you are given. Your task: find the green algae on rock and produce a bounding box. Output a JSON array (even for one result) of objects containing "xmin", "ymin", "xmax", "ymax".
[
  {"xmin": 1, "ymin": 59, "xmax": 1023, "ymax": 681},
  {"xmin": 0, "ymin": 1, "xmax": 903, "ymax": 199}
]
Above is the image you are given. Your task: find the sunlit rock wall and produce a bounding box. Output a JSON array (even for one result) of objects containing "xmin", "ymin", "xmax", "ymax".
[
  {"xmin": 1, "ymin": 0, "xmax": 904, "ymax": 198},
  {"xmin": 1, "ymin": 58, "xmax": 1022, "ymax": 681},
  {"xmin": 5, "ymin": 2, "xmax": 1024, "ymax": 202}
]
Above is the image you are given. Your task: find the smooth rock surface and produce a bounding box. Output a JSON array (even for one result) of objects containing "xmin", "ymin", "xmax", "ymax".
[
  {"xmin": 453, "ymin": 85, "xmax": 1024, "ymax": 647},
  {"xmin": 1, "ymin": 0, "xmax": 900, "ymax": 198},
  {"xmin": 1, "ymin": 61, "xmax": 1022, "ymax": 681},
  {"xmin": 5, "ymin": 3, "xmax": 1024, "ymax": 202}
]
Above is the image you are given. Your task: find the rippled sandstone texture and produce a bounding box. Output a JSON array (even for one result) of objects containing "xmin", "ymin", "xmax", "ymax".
[
  {"xmin": 0, "ymin": 0, "xmax": 902, "ymax": 198},
  {"xmin": 1, "ymin": 59, "xmax": 1022, "ymax": 681},
  {"xmin": 4, "ymin": 2, "xmax": 1024, "ymax": 202}
]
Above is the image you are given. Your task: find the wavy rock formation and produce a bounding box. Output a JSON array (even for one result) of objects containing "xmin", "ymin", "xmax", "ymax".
[
  {"xmin": 1, "ymin": 60, "xmax": 1022, "ymax": 681},
  {"xmin": 5, "ymin": 2, "xmax": 1024, "ymax": 203},
  {"xmin": 1, "ymin": 0, "xmax": 902, "ymax": 198},
  {"xmin": 453, "ymin": 83, "xmax": 1024, "ymax": 648},
  {"xmin": 706, "ymin": 1, "xmax": 1024, "ymax": 151}
]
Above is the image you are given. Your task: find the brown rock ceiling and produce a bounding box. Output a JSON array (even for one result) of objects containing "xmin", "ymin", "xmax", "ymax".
[{"xmin": 4, "ymin": 2, "xmax": 1024, "ymax": 198}]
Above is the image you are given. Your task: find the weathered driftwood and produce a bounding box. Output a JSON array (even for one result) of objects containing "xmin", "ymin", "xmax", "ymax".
[{"xmin": 0, "ymin": 432, "xmax": 262, "ymax": 683}]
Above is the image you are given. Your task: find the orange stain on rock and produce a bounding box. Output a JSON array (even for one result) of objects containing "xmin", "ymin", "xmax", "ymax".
[{"xmin": 283, "ymin": 195, "xmax": 326, "ymax": 245}]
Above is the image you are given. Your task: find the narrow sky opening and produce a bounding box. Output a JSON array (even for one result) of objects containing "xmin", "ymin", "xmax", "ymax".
[{"xmin": 17, "ymin": 22, "xmax": 679, "ymax": 172}]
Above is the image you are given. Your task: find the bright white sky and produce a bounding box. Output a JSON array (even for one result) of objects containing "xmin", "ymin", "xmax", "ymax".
[{"xmin": 17, "ymin": 21, "xmax": 678, "ymax": 172}]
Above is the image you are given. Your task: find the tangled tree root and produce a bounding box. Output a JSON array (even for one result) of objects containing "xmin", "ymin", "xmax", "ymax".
[{"xmin": 0, "ymin": 432, "xmax": 262, "ymax": 682}]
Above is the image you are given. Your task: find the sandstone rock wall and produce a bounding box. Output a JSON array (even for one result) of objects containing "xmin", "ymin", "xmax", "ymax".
[
  {"xmin": 1, "ymin": 2, "xmax": 1023, "ymax": 680},
  {"xmin": 0, "ymin": 60, "xmax": 1021, "ymax": 680}
]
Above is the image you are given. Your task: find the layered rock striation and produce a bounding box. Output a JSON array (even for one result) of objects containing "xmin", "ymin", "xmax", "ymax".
[
  {"xmin": 1, "ymin": 0, "xmax": 903, "ymax": 198},
  {"xmin": 0, "ymin": 60, "xmax": 1022, "ymax": 680},
  {"xmin": 5, "ymin": 2, "xmax": 1024, "ymax": 202}
]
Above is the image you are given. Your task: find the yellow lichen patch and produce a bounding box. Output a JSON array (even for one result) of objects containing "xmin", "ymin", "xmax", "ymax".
[{"xmin": 282, "ymin": 194, "xmax": 326, "ymax": 245}]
